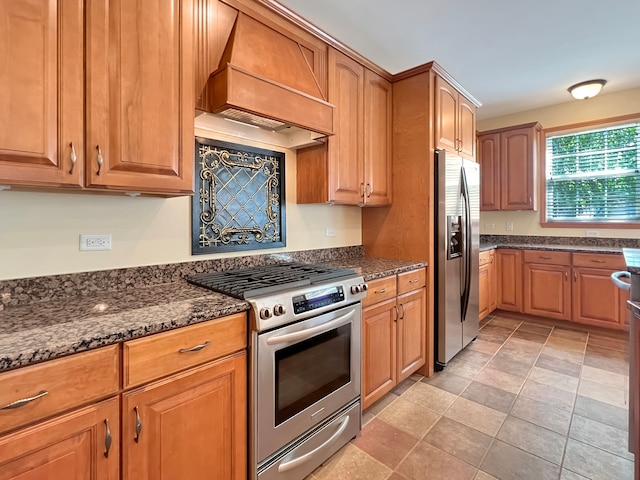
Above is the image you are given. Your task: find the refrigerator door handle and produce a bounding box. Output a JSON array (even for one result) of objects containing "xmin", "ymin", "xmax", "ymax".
[{"xmin": 460, "ymin": 167, "xmax": 472, "ymax": 321}]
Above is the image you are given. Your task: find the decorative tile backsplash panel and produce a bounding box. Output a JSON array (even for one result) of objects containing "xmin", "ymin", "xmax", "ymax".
[{"xmin": 192, "ymin": 137, "xmax": 286, "ymax": 254}]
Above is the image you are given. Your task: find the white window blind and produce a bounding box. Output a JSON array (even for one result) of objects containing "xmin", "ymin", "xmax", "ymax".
[{"xmin": 545, "ymin": 121, "xmax": 640, "ymax": 222}]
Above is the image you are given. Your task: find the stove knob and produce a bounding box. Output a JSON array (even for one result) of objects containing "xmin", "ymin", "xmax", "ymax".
[
  {"xmin": 260, "ymin": 307, "xmax": 272, "ymax": 320},
  {"xmin": 274, "ymin": 304, "xmax": 286, "ymax": 316},
  {"xmin": 361, "ymin": 283, "xmax": 368, "ymax": 292},
  {"xmin": 350, "ymin": 285, "xmax": 362, "ymax": 294}
]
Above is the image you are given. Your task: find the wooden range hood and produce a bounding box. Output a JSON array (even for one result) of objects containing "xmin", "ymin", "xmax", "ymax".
[{"xmin": 204, "ymin": 13, "xmax": 334, "ymax": 139}]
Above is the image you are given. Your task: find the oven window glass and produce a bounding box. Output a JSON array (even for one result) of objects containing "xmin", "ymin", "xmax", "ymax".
[{"xmin": 275, "ymin": 324, "xmax": 351, "ymax": 425}]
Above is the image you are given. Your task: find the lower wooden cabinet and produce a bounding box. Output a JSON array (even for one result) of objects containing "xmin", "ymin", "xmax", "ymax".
[
  {"xmin": 495, "ymin": 249, "xmax": 629, "ymax": 330},
  {"xmin": 0, "ymin": 396, "xmax": 120, "ymax": 480},
  {"xmin": 122, "ymin": 352, "xmax": 246, "ymax": 480},
  {"xmin": 362, "ymin": 269, "xmax": 426, "ymax": 410},
  {"xmin": 362, "ymin": 298, "xmax": 397, "ymax": 410},
  {"xmin": 0, "ymin": 313, "xmax": 248, "ymax": 480},
  {"xmin": 479, "ymin": 250, "xmax": 497, "ymax": 320},
  {"xmin": 396, "ymin": 288, "xmax": 427, "ymax": 382},
  {"xmin": 496, "ymin": 249, "xmax": 523, "ymax": 312},
  {"xmin": 523, "ymin": 251, "xmax": 572, "ymax": 321}
]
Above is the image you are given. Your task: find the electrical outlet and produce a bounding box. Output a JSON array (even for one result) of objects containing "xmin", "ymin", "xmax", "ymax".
[
  {"xmin": 484, "ymin": 223, "xmax": 495, "ymax": 230},
  {"xmin": 80, "ymin": 234, "xmax": 112, "ymax": 251},
  {"xmin": 586, "ymin": 230, "xmax": 599, "ymax": 237},
  {"xmin": 506, "ymin": 222, "xmax": 514, "ymax": 231},
  {"xmin": 325, "ymin": 228, "xmax": 336, "ymax": 237}
]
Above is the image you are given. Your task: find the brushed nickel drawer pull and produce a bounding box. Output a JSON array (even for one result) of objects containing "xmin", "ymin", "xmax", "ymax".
[
  {"xmin": 539, "ymin": 255, "xmax": 552, "ymax": 260},
  {"xmin": 104, "ymin": 418, "xmax": 112, "ymax": 458},
  {"xmin": 409, "ymin": 278, "xmax": 419, "ymax": 283},
  {"xmin": 591, "ymin": 259, "xmax": 606, "ymax": 263},
  {"xmin": 0, "ymin": 390, "xmax": 48, "ymax": 410},
  {"xmin": 393, "ymin": 305, "xmax": 399, "ymax": 322},
  {"xmin": 565, "ymin": 271, "xmax": 568, "ymax": 280},
  {"xmin": 375, "ymin": 288, "xmax": 387, "ymax": 294},
  {"xmin": 96, "ymin": 145, "xmax": 104, "ymax": 175},
  {"xmin": 178, "ymin": 341, "xmax": 211, "ymax": 353},
  {"xmin": 398, "ymin": 303, "xmax": 405, "ymax": 319},
  {"xmin": 69, "ymin": 142, "xmax": 77, "ymax": 174},
  {"xmin": 365, "ymin": 183, "xmax": 372, "ymax": 198},
  {"xmin": 134, "ymin": 406, "xmax": 142, "ymax": 443}
]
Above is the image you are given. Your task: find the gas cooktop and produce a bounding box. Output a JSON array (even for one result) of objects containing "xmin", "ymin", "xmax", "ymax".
[{"xmin": 187, "ymin": 262, "xmax": 357, "ymax": 299}]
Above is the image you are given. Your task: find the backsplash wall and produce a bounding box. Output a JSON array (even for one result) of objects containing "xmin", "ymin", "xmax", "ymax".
[{"xmin": 0, "ymin": 128, "xmax": 362, "ymax": 281}]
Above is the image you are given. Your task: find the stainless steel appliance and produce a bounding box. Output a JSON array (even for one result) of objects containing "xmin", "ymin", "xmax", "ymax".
[
  {"xmin": 188, "ymin": 263, "xmax": 368, "ymax": 480},
  {"xmin": 434, "ymin": 149, "xmax": 480, "ymax": 368},
  {"xmin": 611, "ymin": 250, "xmax": 640, "ymax": 477}
]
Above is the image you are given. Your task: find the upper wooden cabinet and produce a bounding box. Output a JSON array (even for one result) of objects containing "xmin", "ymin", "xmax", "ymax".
[
  {"xmin": 0, "ymin": 0, "xmax": 84, "ymax": 188},
  {"xmin": 297, "ymin": 48, "xmax": 392, "ymax": 206},
  {"xmin": 477, "ymin": 122, "xmax": 542, "ymax": 211},
  {"xmin": 0, "ymin": 0, "xmax": 194, "ymax": 196},
  {"xmin": 435, "ymin": 75, "xmax": 476, "ymax": 160}
]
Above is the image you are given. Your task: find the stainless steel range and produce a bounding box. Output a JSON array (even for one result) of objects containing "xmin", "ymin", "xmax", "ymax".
[{"xmin": 188, "ymin": 263, "xmax": 368, "ymax": 480}]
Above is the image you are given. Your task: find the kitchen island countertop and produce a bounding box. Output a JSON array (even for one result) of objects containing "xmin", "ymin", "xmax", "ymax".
[{"xmin": 0, "ymin": 256, "xmax": 425, "ymax": 372}]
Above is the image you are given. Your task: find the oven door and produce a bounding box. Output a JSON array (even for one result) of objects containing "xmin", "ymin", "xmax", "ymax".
[{"xmin": 255, "ymin": 303, "xmax": 361, "ymax": 463}]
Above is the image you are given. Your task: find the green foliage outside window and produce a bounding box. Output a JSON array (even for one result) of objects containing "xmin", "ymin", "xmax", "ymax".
[{"xmin": 545, "ymin": 122, "xmax": 639, "ymax": 222}]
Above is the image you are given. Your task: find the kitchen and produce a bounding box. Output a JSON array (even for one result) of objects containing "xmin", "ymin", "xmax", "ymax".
[{"xmin": 1, "ymin": 0, "xmax": 639, "ymax": 479}]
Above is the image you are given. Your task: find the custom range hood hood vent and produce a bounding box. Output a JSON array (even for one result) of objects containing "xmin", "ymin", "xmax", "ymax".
[{"xmin": 202, "ymin": 13, "xmax": 334, "ymax": 147}]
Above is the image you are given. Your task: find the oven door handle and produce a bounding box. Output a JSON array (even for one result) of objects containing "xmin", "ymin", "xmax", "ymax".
[
  {"xmin": 266, "ymin": 310, "xmax": 355, "ymax": 346},
  {"xmin": 277, "ymin": 415, "xmax": 350, "ymax": 473}
]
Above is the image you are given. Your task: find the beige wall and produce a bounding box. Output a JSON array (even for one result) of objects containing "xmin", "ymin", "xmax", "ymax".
[
  {"xmin": 0, "ymin": 128, "xmax": 362, "ymax": 281},
  {"xmin": 477, "ymin": 87, "xmax": 640, "ymax": 240}
]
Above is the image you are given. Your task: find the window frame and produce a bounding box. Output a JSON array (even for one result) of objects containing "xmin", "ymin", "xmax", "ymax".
[{"xmin": 540, "ymin": 113, "xmax": 640, "ymax": 229}]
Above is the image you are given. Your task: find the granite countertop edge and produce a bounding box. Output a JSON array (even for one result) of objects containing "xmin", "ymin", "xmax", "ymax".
[
  {"xmin": 479, "ymin": 243, "xmax": 623, "ymax": 254},
  {"xmin": 0, "ymin": 256, "xmax": 426, "ymax": 372}
]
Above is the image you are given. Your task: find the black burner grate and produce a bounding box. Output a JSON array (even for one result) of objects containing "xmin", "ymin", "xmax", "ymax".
[{"xmin": 187, "ymin": 262, "xmax": 357, "ymax": 298}]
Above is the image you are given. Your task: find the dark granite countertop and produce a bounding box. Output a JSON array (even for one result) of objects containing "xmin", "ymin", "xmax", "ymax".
[
  {"xmin": 0, "ymin": 283, "xmax": 250, "ymax": 372},
  {"xmin": 0, "ymin": 254, "xmax": 425, "ymax": 372},
  {"xmin": 479, "ymin": 242, "xmax": 623, "ymax": 255}
]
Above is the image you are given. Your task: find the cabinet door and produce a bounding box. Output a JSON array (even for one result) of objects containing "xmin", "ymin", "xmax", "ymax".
[
  {"xmin": 86, "ymin": 0, "xmax": 194, "ymax": 195},
  {"xmin": 363, "ymin": 69, "xmax": 392, "ymax": 206},
  {"xmin": 0, "ymin": 397, "xmax": 119, "ymax": 480},
  {"xmin": 434, "ymin": 76, "xmax": 458, "ymax": 154},
  {"xmin": 362, "ymin": 299, "xmax": 397, "ymax": 410},
  {"xmin": 496, "ymin": 249, "xmax": 523, "ymax": 312},
  {"xmin": 500, "ymin": 126, "xmax": 535, "ymax": 210},
  {"xmin": 524, "ymin": 263, "xmax": 571, "ymax": 320},
  {"xmin": 478, "ymin": 133, "xmax": 501, "ymax": 211},
  {"xmin": 573, "ymin": 267, "xmax": 625, "ymax": 329},
  {"xmin": 488, "ymin": 255, "xmax": 497, "ymax": 313},
  {"xmin": 123, "ymin": 353, "xmax": 246, "ymax": 480},
  {"xmin": 0, "ymin": 0, "xmax": 83, "ymax": 187},
  {"xmin": 479, "ymin": 263, "xmax": 490, "ymax": 320},
  {"xmin": 397, "ymin": 288, "xmax": 426, "ymax": 382},
  {"xmin": 327, "ymin": 48, "xmax": 364, "ymax": 204},
  {"xmin": 458, "ymin": 96, "xmax": 476, "ymax": 160}
]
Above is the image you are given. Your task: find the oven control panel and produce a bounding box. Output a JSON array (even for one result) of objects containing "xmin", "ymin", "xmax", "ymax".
[
  {"xmin": 292, "ymin": 285, "xmax": 346, "ymax": 315},
  {"xmin": 250, "ymin": 276, "xmax": 368, "ymax": 330}
]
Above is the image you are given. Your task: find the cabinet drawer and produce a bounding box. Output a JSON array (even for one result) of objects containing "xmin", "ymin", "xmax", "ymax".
[
  {"xmin": 0, "ymin": 345, "xmax": 119, "ymax": 435},
  {"xmin": 397, "ymin": 268, "xmax": 426, "ymax": 295},
  {"xmin": 523, "ymin": 250, "xmax": 570, "ymax": 265},
  {"xmin": 363, "ymin": 276, "xmax": 397, "ymax": 308},
  {"xmin": 479, "ymin": 250, "xmax": 495, "ymax": 267},
  {"xmin": 123, "ymin": 313, "xmax": 247, "ymax": 388},
  {"xmin": 572, "ymin": 253, "xmax": 625, "ymax": 270}
]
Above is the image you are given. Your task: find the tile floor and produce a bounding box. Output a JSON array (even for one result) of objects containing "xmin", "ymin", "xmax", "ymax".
[{"xmin": 307, "ymin": 313, "xmax": 634, "ymax": 480}]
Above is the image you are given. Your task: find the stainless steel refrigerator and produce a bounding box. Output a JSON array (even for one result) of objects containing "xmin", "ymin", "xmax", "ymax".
[{"xmin": 435, "ymin": 149, "xmax": 480, "ymax": 368}]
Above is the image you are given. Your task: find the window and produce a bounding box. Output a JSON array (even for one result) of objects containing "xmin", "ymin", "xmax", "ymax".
[{"xmin": 543, "ymin": 116, "xmax": 640, "ymax": 225}]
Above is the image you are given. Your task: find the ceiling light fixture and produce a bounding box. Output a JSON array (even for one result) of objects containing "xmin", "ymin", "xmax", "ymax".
[{"xmin": 568, "ymin": 79, "xmax": 607, "ymax": 100}]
